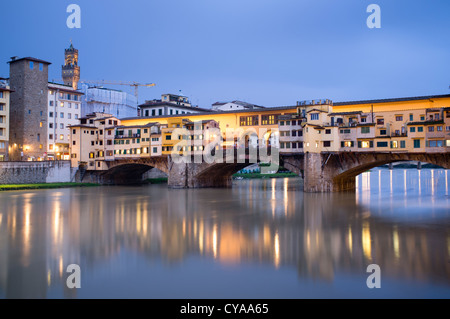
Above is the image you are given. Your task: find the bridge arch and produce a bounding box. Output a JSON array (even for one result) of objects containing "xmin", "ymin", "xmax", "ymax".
[{"xmin": 304, "ymin": 152, "xmax": 450, "ymax": 192}]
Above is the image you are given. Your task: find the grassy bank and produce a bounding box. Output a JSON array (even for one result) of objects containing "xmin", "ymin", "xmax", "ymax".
[
  {"xmin": 0, "ymin": 182, "xmax": 100, "ymax": 191},
  {"xmin": 145, "ymin": 178, "xmax": 168, "ymax": 184},
  {"xmin": 233, "ymin": 172, "xmax": 298, "ymax": 179}
]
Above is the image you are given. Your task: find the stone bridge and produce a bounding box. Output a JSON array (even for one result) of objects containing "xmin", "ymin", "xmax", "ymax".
[{"xmin": 96, "ymin": 151, "xmax": 449, "ymax": 192}]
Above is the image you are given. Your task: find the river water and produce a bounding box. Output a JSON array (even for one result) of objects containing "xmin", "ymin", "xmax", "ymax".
[{"xmin": 0, "ymin": 168, "xmax": 449, "ymax": 298}]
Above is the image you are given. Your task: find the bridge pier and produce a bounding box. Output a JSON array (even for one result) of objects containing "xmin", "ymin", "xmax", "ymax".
[
  {"xmin": 167, "ymin": 160, "xmax": 233, "ymax": 188},
  {"xmin": 303, "ymin": 152, "xmax": 356, "ymax": 192}
]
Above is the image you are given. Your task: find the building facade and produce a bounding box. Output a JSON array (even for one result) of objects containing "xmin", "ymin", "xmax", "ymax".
[
  {"xmin": 8, "ymin": 57, "xmax": 51, "ymax": 161},
  {"xmin": 138, "ymin": 94, "xmax": 211, "ymax": 118},
  {"xmin": 47, "ymin": 83, "xmax": 83, "ymax": 160},
  {"xmin": 80, "ymin": 83, "xmax": 138, "ymax": 119},
  {"xmin": 0, "ymin": 78, "xmax": 12, "ymax": 161},
  {"xmin": 211, "ymin": 100, "xmax": 265, "ymax": 112}
]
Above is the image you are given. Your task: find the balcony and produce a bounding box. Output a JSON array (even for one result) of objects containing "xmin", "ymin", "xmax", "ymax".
[{"xmin": 391, "ymin": 132, "xmax": 407, "ymax": 137}]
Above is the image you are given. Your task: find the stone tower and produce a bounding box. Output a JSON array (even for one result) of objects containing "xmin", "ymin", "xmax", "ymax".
[
  {"xmin": 8, "ymin": 57, "xmax": 51, "ymax": 161},
  {"xmin": 62, "ymin": 42, "xmax": 80, "ymax": 90}
]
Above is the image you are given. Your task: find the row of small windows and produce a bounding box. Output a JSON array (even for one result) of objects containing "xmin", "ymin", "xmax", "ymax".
[
  {"xmin": 280, "ymin": 142, "xmax": 303, "ymax": 149},
  {"xmin": 114, "ymin": 138, "xmax": 156, "ymax": 145},
  {"xmin": 279, "ymin": 130, "xmax": 303, "ymax": 137},
  {"xmin": 48, "ymin": 134, "xmax": 68, "ymax": 140},
  {"xmin": 48, "ymin": 91, "xmax": 80, "ymax": 101},
  {"xmin": 49, "ymin": 112, "xmax": 77, "ymax": 119},
  {"xmin": 49, "ymin": 100, "xmax": 79, "ymax": 108}
]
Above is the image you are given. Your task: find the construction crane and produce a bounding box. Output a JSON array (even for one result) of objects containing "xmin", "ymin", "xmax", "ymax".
[{"xmin": 79, "ymin": 80, "xmax": 156, "ymax": 104}]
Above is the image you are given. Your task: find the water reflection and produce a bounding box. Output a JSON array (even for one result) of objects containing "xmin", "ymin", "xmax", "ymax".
[{"xmin": 0, "ymin": 168, "xmax": 449, "ymax": 298}]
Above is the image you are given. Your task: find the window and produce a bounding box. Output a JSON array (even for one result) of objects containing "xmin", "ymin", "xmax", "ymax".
[
  {"xmin": 0, "ymin": 104, "xmax": 3, "ymax": 111},
  {"xmin": 437, "ymin": 126, "xmax": 443, "ymax": 132},
  {"xmin": 341, "ymin": 141, "xmax": 354, "ymax": 147},
  {"xmin": 428, "ymin": 126, "xmax": 434, "ymax": 132},
  {"xmin": 75, "ymin": 114, "xmax": 78, "ymax": 119},
  {"xmin": 323, "ymin": 141, "xmax": 331, "ymax": 147},
  {"xmin": 395, "ymin": 115, "xmax": 403, "ymax": 121},
  {"xmin": 239, "ymin": 116, "xmax": 259, "ymax": 126},
  {"xmin": 28, "ymin": 110, "xmax": 31, "ymax": 114},
  {"xmin": 166, "ymin": 135, "xmax": 171, "ymax": 140},
  {"xmin": 60, "ymin": 134, "xmax": 64, "ymax": 140},
  {"xmin": 420, "ymin": 115, "xmax": 425, "ymax": 121},
  {"xmin": 376, "ymin": 118, "xmax": 384, "ymax": 125},
  {"xmin": 409, "ymin": 114, "xmax": 413, "ymax": 121},
  {"xmin": 340, "ymin": 129, "xmax": 351, "ymax": 134},
  {"xmin": 446, "ymin": 126, "xmax": 450, "ymax": 132},
  {"xmin": 49, "ymin": 101, "xmax": 54, "ymax": 106},
  {"xmin": 60, "ymin": 112, "xmax": 64, "ymax": 118},
  {"xmin": 89, "ymin": 152, "xmax": 94, "ymax": 159},
  {"xmin": 49, "ymin": 134, "xmax": 53, "ymax": 140},
  {"xmin": 361, "ymin": 117, "xmax": 367, "ymax": 123},
  {"xmin": 49, "ymin": 112, "xmax": 53, "ymax": 117},
  {"xmin": 325, "ymin": 129, "xmax": 331, "ymax": 134},
  {"xmin": 153, "ymin": 147, "xmax": 157, "ymax": 153},
  {"xmin": 30, "ymin": 61, "xmax": 34, "ymax": 69},
  {"xmin": 358, "ymin": 141, "xmax": 372, "ymax": 148},
  {"xmin": 391, "ymin": 141, "xmax": 398, "ymax": 148},
  {"xmin": 400, "ymin": 141, "xmax": 406, "ymax": 148},
  {"xmin": 68, "ymin": 113, "xmax": 72, "ymax": 119},
  {"xmin": 170, "ymin": 109, "xmax": 173, "ymax": 115},
  {"xmin": 310, "ymin": 113, "xmax": 319, "ymax": 120},
  {"xmin": 410, "ymin": 127, "xmax": 416, "ymax": 133},
  {"xmin": 60, "ymin": 102, "xmax": 64, "ymax": 107},
  {"xmin": 39, "ymin": 63, "xmax": 43, "ymax": 71},
  {"xmin": 152, "ymin": 110, "xmax": 156, "ymax": 116},
  {"xmin": 377, "ymin": 141, "xmax": 388, "ymax": 147},
  {"xmin": 418, "ymin": 126, "xmax": 423, "ymax": 132},
  {"xmin": 361, "ymin": 127, "xmax": 370, "ymax": 134},
  {"xmin": 414, "ymin": 139, "xmax": 420, "ymax": 148},
  {"xmin": 75, "ymin": 104, "xmax": 79, "ymax": 109},
  {"xmin": 261, "ymin": 114, "xmax": 279, "ymax": 125},
  {"xmin": 159, "ymin": 109, "xmax": 162, "ymax": 115}
]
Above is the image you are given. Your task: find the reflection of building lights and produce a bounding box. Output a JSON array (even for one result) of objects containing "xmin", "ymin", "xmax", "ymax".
[
  {"xmin": 274, "ymin": 232, "xmax": 280, "ymax": 268},
  {"xmin": 362, "ymin": 222, "xmax": 372, "ymax": 261},
  {"xmin": 431, "ymin": 170, "xmax": 435, "ymax": 197},
  {"xmin": 306, "ymin": 230, "xmax": 311, "ymax": 253},
  {"xmin": 213, "ymin": 224, "xmax": 218, "ymax": 259},
  {"xmin": 284, "ymin": 178, "xmax": 288, "ymax": 216},
  {"xmin": 199, "ymin": 221, "xmax": 204, "ymax": 253},
  {"xmin": 348, "ymin": 227, "xmax": 353, "ymax": 255},
  {"xmin": 59, "ymin": 256, "xmax": 63, "ymax": 277},
  {"xmin": 0, "ymin": 213, "xmax": 2, "ymax": 226},
  {"xmin": 445, "ymin": 170, "xmax": 448, "ymax": 195},
  {"xmin": 393, "ymin": 227, "xmax": 400, "ymax": 259},
  {"xmin": 47, "ymin": 270, "xmax": 51, "ymax": 286}
]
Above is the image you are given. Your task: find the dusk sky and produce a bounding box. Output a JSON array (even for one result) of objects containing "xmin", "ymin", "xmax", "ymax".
[{"xmin": 1, "ymin": 0, "xmax": 449, "ymax": 108}]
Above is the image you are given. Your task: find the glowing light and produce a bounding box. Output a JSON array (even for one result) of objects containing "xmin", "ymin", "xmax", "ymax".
[
  {"xmin": 47, "ymin": 270, "xmax": 51, "ymax": 286},
  {"xmin": 59, "ymin": 256, "xmax": 63, "ymax": 277},
  {"xmin": 348, "ymin": 226, "xmax": 353, "ymax": 255},
  {"xmin": 274, "ymin": 232, "xmax": 280, "ymax": 269},
  {"xmin": 362, "ymin": 222, "xmax": 372, "ymax": 261},
  {"xmin": 213, "ymin": 224, "xmax": 218, "ymax": 259},
  {"xmin": 393, "ymin": 227, "xmax": 400, "ymax": 259}
]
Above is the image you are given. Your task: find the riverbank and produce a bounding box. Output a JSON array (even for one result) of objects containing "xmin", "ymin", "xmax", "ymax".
[
  {"xmin": 233, "ymin": 172, "xmax": 298, "ymax": 179},
  {"xmin": 144, "ymin": 178, "xmax": 168, "ymax": 184},
  {"xmin": 0, "ymin": 182, "xmax": 100, "ymax": 191}
]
